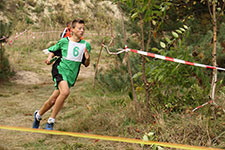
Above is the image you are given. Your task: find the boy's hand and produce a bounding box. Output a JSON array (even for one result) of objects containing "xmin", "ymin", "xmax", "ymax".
[
  {"xmin": 84, "ymin": 48, "xmax": 90, "ymax": 59},
  {"xmin": 45, "ymin": 58, "xmax": 52, "ymax": 65},
  {"xmin": 45, "ymin": 52, "xmax": 55, "ymax": 65},
  {"xmin": 83, "ymin": 48, "xmax": 90, "ymax": 67}
]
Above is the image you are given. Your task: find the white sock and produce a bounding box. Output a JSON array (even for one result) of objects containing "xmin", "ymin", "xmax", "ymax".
[
  {"xmin": 47, "ymin": 118, "xmax": 55, "ymax": 124},
  {"xmin": 36, "ymin": 111, "xmax": 42, "ymax": 121}
]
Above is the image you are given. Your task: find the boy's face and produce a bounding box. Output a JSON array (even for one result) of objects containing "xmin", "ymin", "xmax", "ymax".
[{"xmin": 72, "ymin": 23, "xmax": 85, "ymax": 38}]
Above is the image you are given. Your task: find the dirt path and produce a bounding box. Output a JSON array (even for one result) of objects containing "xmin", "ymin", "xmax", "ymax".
[{"xmin": 0, "ymin": 54, "xmax": 95, "ymax": 149}]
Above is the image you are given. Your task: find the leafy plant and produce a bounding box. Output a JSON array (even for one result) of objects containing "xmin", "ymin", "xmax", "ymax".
[
  {"xmin": 0, "ymin": 22, "xmax": 12, "ymax": 79},
  {"xmin": 141, "ymin": 132, "xmax": 164, "ymax": 150}
]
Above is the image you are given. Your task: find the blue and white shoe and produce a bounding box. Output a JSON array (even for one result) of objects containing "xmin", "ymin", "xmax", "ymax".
[
  {"xmin": 32, "ymin": 110, "xmax": 41, "ymax": 128},
  {"xmin": 45, "ymin": 122, "xmax": 54, "ymax": 130}
]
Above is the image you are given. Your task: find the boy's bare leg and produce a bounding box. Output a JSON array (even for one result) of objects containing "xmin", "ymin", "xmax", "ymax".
[
  {"xmin": 39, "ymin": 90, "xmax": 60, "ymax": 116},
  {"xmin": 50, "ymin": 80, "xmax": 70, "ymax": 119}
]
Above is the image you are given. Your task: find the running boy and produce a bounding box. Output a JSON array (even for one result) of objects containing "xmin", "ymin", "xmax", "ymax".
[
  {"xmin": 60, "ymin": 22, "xmax": 72, "ymax": 38},
  {"xmin": 33, "ymin": 19, "xmax": 91, "ymax": 130}
]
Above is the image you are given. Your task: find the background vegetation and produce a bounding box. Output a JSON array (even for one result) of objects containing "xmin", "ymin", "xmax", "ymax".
[{"xmin": 0, "ymin": 0, "xmax": 224, "ymax": 149}]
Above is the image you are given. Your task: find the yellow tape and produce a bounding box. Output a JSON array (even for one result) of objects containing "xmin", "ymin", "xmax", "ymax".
[{"xmin": 0, "ymin": 125, "xmax": 223, "ymax": 150}]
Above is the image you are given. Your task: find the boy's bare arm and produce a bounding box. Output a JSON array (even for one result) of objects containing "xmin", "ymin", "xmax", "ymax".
[
  {"xmin": 45, "ymin": 52, "xmax": 55, "ymax": 65},
  {"xmin": 83, "ymin": 49, "xmax": 90, "ymax": 67}
]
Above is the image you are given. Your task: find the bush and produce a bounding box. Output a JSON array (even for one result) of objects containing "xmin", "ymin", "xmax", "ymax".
[
  {"xmin": 0, "ymin": 46, "xmax": 11, "ymax": 79},
  {"xmin": 33, "ymin": 2, "xmax": 44, "ymax": 14},
  {"xmin": 73, "ymin": 0, "xmax": 79, "ymax": 3},
  {"xmin": 0, "ymin": 22, "xmax": 12, "ymax": 80}
]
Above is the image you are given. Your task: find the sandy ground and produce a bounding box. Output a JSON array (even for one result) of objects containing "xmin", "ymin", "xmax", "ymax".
[
  {"xmin": 0, "ymin": 59, "xmax": 95, "ymax": 149},
  {"xmin": 10, "ymin": 65, "xmax": 94, "ymax": 85}
]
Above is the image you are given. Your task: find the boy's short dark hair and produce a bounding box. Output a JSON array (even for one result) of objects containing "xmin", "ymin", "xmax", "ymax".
[
  {"xmin": 72, "ymin": 19, "xmax": 85, "ymax": 28},
  {"xmin": 66, "ymin": 22, "xmax": 71, "ymax": 27}
]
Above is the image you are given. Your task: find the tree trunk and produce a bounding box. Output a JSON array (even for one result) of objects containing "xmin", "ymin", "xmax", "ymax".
[
  {"xmin": 140, "ymin": 20, "xmax": 150, "ymax": 105},
  {"xmin": 119, "ymin": 4, "xmax": 137, "ymax": 102},
  {"xmin": 210, "ymin": 1, "xmax": 217, "ymax": 105}
]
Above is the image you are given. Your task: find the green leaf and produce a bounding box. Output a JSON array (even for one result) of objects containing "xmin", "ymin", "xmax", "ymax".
[
  {"xmin": 131, "ymin": 12, "xmax": 139, "ymax": 20},
  {"xmin": 143, "ymin": 135, "xmax": 149, "ymax": 141},
  {"xmin": 178, "ymin": 39, "xmax": 182, "ymax": 47},
  {"xmin": 147, "ymin": 132, "xmax": 154, "ymax": 136},
  {"xmin": 132, "ymin": 72, "xmax": 142, "ymax": 79},
  {"xmin": 152, "ymin": 145, "xmax": 158, "ymax": 150},
  {"xmin": 141, "ymin": 4, "xmax": 147, "ymax": 13},
  {"xmin": 152, "ymin": 20, "xmax": 156, "ymax": 26},
  {"xmin": 146, "ymin": 57, "xmax": 151, "ymax": 62},
  {"xmin": 152, "ymin": 47, "xmax": 159, "ymax": 52},
  {"xmin": 158, "ymin": 75, "xmax": 164, "ymax": 81},
  {"xmin": 160, "ymin": 41, "xmax": 166, "ymax": 48},
  {"xmin": 183, "ymin": 25, "xmax": 189, "ymax": 29},
  {"xmin": 172, "ymin": 31, "xmax": 179, "ymax": 38},
  {"xmin": 179, "ymin": 27, "xmax": 186, "ymax": 32},
  {"xmin": 176, "ymin": 29, "xmax": 182, "ymax": 34},
  {"xmin": 158, "ymin": 146, "xmax": 165, "ymax": 150},
  {"xmin": 165, "ymin": 2, "xmax": 172, "ymax": 6},
  {"xmin": 165, "ymin": 36, "xmax": 171, "ymax": 43},
  {"xmin": 141, "ymin": 134, "xmax": 149, "ymax": 147}
]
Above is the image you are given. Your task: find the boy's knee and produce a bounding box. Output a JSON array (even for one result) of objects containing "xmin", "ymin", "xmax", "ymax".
[{"xmin": 61, "ymin": 90, "xmax": 70, "ymax": 97}]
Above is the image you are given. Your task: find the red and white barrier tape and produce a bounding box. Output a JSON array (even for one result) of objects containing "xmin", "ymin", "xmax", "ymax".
[
  {"xmin": 192, "ymin": 100, "xmax": 213, "ymax": 112},
  {"xmin": 8, "ymin": 30, "xmax": 27, "ymax": 46},
  {"xmin": 30, "ymin": 31, "xmax": 110, "ymax": 36},
  {"xmin": 0, "ymin": 36, "xmax": 7, "ymax": 41},
  {"xmin": 124, "ymin": 46, "xmax": 225, "ymax": 71},
  {"xmin": 102, "ymin": 45, "xmax": 224, "ymax": 112},
  {"xmin": 102, "ymin": 44, "xmax": 125, "ymax": 55},
  {"xmin": 7, "ymin": 30, "xmax": 110, "ymax": 47},
  {"xmin": 31, "ymin": 31, "xmax": 61, "ymax": 34},
  {"xmin": 7, "ymin": 30, "xmax": 62, "ymax": 46},
  {"xmin": 15, "ymin": 30, "xmax": 27, "ymax": 39},
  {"xmin": 86, "ymin": 33, "xmax": 111, "ymax": 36}
]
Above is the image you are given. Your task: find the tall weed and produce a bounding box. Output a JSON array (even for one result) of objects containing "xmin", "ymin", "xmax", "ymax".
[{"xmin": 0, "ymin": 22, "xmax": 12, "ymax": 79}]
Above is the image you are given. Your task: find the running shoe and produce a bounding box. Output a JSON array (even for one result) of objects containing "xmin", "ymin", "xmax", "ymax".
[
  {"xmin": 32, "ymin": 110, "xmax": 41, "ymax": 128},
  {"xmin": 45, "ymin": 122, "xmax": 54, "ymax": 130}
]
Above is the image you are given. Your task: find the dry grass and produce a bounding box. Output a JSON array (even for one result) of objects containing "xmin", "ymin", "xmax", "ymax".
[
  {"xmin": 0, "ymin": 30, "xmax": 224, "ymax": 150},
  {"xmin": 0, "ymin": 31, "xmax": 141, "ymax": 150},
  {"xmin": 153, "ymin": 112, "xmax": 224, "ymax": 148}
]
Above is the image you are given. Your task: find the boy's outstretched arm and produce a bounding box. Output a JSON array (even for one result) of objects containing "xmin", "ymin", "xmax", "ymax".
[{"xmin": 45, "ymin": 52, "xmax": 55, "ymax": 65}]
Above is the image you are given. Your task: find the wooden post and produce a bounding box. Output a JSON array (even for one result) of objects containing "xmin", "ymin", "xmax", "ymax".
[
  {"xmin": 93, "ymin": 40, "xmax": 105, "ymax": 87},
  {"xmin": 28, "ymin": 31, "xmax": 31, "ymax": 58},
  {"xmin": 110, "ymin": 20, "xmax": 114, "ymax": 47},
  {"xmin": 0, "ymin": 42, "xmax": 2, "ymax": 65}
]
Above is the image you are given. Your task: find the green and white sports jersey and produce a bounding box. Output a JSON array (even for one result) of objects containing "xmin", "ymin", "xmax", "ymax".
[{"xmin": 48, "ymin": 37, "xmax": 91, "ymax": 88}]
